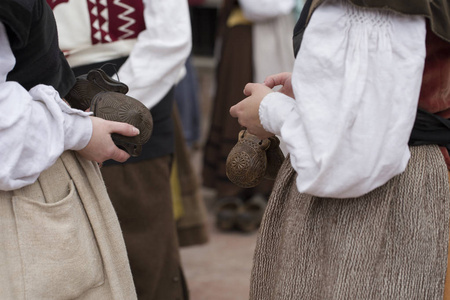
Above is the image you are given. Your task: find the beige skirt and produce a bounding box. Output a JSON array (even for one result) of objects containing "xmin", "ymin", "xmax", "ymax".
[
  {"xmin": 251, "ymin": 145, "xmax": 450, "ymax": 299},
  {"xmin": 0, "ymin": 151, "xmax": 136, "ymax": 299}
]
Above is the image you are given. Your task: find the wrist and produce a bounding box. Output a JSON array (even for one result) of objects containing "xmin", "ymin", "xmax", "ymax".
[{"xmin": 259, "ymin": 92, "xmax": 296, "ymax": 136}]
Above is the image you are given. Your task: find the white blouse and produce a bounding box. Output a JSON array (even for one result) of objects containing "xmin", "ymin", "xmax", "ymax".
[
  {"xmin": 0, "ymin": 22, "xmax": 92, "ymax": 191},
  {"xmin": 52, "ymin": 0, "xmax": 192, "ymax": 110},
  {"xmin": 259, "ymin": 0, "xmax": 426, "ymax": 198},
  {"xmin": 238, "ymin": 0, "xmax": 296, "ymax": 21}
]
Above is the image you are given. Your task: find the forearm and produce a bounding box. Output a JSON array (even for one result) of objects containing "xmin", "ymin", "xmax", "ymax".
[
  {"xmin": 0, "ymin": 83, "xmax": 92, "ymax": 191},
  {"xmin": 0, "ymin": 22, "xmax": 92, "ymax": 191}
]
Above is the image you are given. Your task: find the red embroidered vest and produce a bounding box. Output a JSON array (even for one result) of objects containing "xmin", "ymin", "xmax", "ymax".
[{"xmin": 47, "ymin": 0, "xmax": 145, "ymax": 45}]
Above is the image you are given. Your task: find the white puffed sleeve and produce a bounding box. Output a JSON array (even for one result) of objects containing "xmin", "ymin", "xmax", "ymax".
[
  {"xmin": 0, "ymin": 22, "xmax": 92, "ymax": 191},
  {"xmin": 259, "ymin": 0, "xmax": 426, "ymax": 198}
]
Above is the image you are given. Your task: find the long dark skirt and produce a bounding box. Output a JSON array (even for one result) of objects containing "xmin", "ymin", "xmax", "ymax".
[
  {"xmin": 101, "ymin": 156, "xmax": 188, "ymax": 300},
  {"xmin": 202, "ymin": 23, "xmax": 273, "ymax": 199}
]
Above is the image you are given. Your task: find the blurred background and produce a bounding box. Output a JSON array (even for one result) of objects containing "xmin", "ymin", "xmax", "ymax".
[
  {"xmin": 180, "ymin": 1, "xmax": 258, "ymax": 299},
  {"xmin": 178, "ymin": 0, "xmax": 299, "ymax": 299}
]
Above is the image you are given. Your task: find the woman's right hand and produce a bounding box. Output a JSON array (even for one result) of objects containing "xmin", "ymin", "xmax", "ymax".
[
  {"xmin": 264, "ymin": 72, "xmax": 294, "ymax": 98},
  {"xmin": 77, "ymin": 116, "xmax": 140, "ymax": 164}
]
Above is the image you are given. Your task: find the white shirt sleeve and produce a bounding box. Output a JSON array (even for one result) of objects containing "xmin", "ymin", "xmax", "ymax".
[
  {"xmin": 238, "ymin": 0, "xmax": 296, "ymax": 21},
  {"xmin": 259, "ymin": 0, "xmax": 426, "ymax": 198},
  {"xmin": 117, "ymin": 0, "xmax": 192, "ymax": 109},
  {"xmin": 0, "ymin": 22, "xmax": 92, "ymax": 191}
]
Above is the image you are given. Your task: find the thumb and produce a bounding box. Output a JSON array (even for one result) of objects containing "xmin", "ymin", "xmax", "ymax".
[
  {"xmin": 108, "ymin": 121, "xmax": 140, "ymax": 137},
  {"xmin": 243, "ymin": 83, "xmax": 256, "ymax": 97}
]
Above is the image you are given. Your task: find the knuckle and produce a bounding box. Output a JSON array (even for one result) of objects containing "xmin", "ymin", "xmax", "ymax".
[{"xmin": 104, "ymin": 147, "xmax": 116, "ymax": 159}]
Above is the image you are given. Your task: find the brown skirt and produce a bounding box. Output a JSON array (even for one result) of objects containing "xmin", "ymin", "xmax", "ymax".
[
  {"xmin": 202, "ymin": 22, "xmax": 273, "ymax": 199},
  {"xmin": 251, "ymin": 145, "xmax": 450, "ymax": 299},
  {"xmin": 101, "ymin": 156, "xmax": 187, "ymax": 300}
]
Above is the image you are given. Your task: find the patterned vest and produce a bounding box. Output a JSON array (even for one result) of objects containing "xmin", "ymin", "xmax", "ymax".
[
  {"xmin": 49, "ymin": 0, "xmax": 175, "ymax": 162},
  {"xmin": 48, "ymin": 0, "xmax": 146, "ymax": 67}
]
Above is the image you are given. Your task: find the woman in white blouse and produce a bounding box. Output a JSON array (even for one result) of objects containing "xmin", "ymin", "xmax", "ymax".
[{"xmin": 230, "ymin": 0, "xmax": 450, "ymax": 298}]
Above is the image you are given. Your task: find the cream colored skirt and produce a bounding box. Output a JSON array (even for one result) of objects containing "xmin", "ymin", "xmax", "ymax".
[{"xmin": 0, "ymin": 151, "xmax": 136, "ymax": 299}]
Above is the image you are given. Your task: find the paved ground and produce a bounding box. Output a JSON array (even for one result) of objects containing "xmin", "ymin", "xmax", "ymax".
[
  {"xmin": 179, "ymin": 58, "xmax": 259, "ymax": 300},
  {"xmin": 180, "ymin": 196, "xmax": 258, "ymax": 300}
]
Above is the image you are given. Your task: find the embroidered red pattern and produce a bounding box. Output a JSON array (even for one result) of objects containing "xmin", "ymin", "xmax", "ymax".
[
  {"xmin": 86, "ymin": 0, "xmax": 145, "ymax": 45},
  {"xmin": 46, "ymin": 0, "xmax": 70, "ymax": 10}
]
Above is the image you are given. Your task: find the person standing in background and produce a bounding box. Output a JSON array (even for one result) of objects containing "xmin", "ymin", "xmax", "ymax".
[
  {"xmin": 0, "ymin": 0, "xmax": 139, "ymax": 298},
  {"xmin": 50, "ymin": 1, "xmax": 192, "ymax": 299},
  {"xmin": 202, "ymin": 0, "xmax": 296, "ymax": 232}
]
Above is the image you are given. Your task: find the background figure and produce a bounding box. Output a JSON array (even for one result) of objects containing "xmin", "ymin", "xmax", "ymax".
[
  {"xmin": 50, "ymin": 1, "xmax": 192, "ymax": 299},
  {"xmin": 172, "ymin": 55, "xmax": 209, "ymax": 249},
  {"xmin": 202, "ymin": 0, "xmax": 296, "ymax": 232},
  {"xmin": 0, "ymin": 0, "xmax": 139, "ymax": 298},
  {"xmin": 171, "ymin": 104, "xmax": 210, "ymax": 247},
  {"xmin": 174, "ymin": 55, "xmax": 202, "ymax": 148}
]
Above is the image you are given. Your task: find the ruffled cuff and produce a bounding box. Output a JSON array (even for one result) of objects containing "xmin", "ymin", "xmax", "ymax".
[
  {"xmin": 62, "ymin": 112, "xmax": 92, "ymax": 151},
  {"xmin": 57, "ymin": 98, "xmax": 93, "ymax": 151},
  {"xmin": 259, "ymin": 92, "xmax": 296, "ymax": 136}
]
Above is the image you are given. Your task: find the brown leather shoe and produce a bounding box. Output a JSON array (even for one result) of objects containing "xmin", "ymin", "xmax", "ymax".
[
  {"xmin": 215, "ymin": 197, "xmax": 243, "ymax": 231},
  {"xmin": 90, "ymin": 91, "xmax": 153, "ymax": 157},
  {"xmin": 236, "ymin": 194, "xmax": 267, "ymax": 233}
]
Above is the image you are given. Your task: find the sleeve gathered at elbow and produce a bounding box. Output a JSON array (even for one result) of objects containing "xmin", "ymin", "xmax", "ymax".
[
  {"xmin": 0, "ymin": 83, "xmax": 92, "ymax": 191},
  {"xmin": 0, "ymin": 20, "xmax": 92, "ymax": 191},
  {"xmin": 275, "ymin": 0, "xmax": 426, "ymax": 198}
]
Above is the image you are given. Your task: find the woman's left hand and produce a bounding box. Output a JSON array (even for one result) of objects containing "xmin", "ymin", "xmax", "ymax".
[{"xmin": 230, "ymin": 82, "xmax": 274, "ymax": 140}]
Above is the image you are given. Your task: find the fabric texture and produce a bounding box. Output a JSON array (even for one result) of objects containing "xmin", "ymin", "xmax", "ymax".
[
  {"xmin": 1, "ymin": 0, "xmax": 75, "ymax": 96},
  {"xmin": 51, "ymin": 1, "xmax": 193, "ymax": 298},
  {"xmin": 100, "ymin": 156, "xmax": 188, "ymax": 299},
  {"xmin": 51, "ymin": 0, "xmax": 191, "ymax": 110},
  {"xmin": 252, "ymin": 12, "xmax": 295, "ymax": 84},
  {"xmin": 347, "ymin": 0, "xmax": 450, "ymax": 43},
  {"xmin": 202, "ymin": 4, "xmax": 273, "ymax": 198},
  {"xmin": 0, "ymin": 151, "xmax": 136, "ymax": 299},
  {"xmin": 259, "ymin": 0, "xmax": 426, "ymax": 198},
  {"xmin": 250, "ymin": 0, "xmax": 450, "ymax": 299},
  {"xmin": 0, "ymin": 11, "xmax": 92, "ymax": 191},
  {"xmin": 251, "ymin": 145, "xmax": 450, "ymax": 299},
  {"xmin": 1, "ymin": 1, "xmax": 135, "ymax": 298},
  {"xmin": 172, "ymin": 105, "xmax": 209, "ymax": 247},
  {"xmin": 174, "ymin": 55, "xmax": 201, "ymax": 147},
  {"xmin": 298, "ymin": 0, "xmax": 450, "ymax": 44}
]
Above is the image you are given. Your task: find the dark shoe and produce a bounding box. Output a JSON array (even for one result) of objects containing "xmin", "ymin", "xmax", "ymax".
[
  {"xmin": 236, "ymin": 194, "xmax": 267, "ymax": 233},
  {"xmin": 90, "ymin": 91, "xmax": 153, "ymax": 157},
  {"xmin": 215, "ymin": 197, "xmax": 243, "ymax": 231}
]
